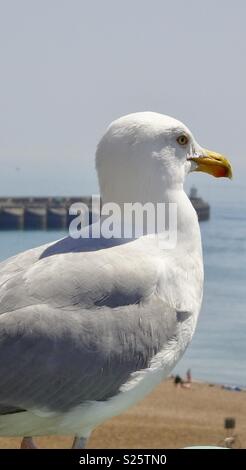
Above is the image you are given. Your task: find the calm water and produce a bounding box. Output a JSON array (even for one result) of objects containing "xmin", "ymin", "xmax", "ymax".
[
  {"xmin": 0, "ymin": 201, "xmax": 245, "ymax": 387},
  {"xmin": 176, "ymin": 200, "xmax": 246, "ymax": 387}
]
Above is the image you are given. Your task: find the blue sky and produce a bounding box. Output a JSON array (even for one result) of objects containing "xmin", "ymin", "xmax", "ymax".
[{"xmin": 0, "ymin": 0, "xmax": 245, "ymax": 201}]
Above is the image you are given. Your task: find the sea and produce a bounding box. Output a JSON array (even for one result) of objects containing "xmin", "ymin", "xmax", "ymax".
[{"xmin": 0, "ymin": 183, "xmax": 245, "ymax": 388}]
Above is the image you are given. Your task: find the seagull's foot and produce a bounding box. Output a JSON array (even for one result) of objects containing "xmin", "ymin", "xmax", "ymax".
[
  {"xmin": 72, "ymin": 437, "xmax": 87, "ymax": 449},
  {"xmin": 21, "ymin": 437, "xmax": 38, "ymax": 449}
]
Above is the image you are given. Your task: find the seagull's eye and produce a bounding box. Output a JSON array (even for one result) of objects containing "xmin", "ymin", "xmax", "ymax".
[{"xmin": 177, "ymin": 134, "xmax": 189, "ymax": 146}]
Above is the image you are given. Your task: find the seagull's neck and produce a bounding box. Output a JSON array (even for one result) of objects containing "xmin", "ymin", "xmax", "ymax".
[
  {"xmin": 101, "ymin": 188, "xmax": 201, "ymax": 253},
  {"xmin": 164, "ymin": 188, "xmax": 202, "ymax": 251}
]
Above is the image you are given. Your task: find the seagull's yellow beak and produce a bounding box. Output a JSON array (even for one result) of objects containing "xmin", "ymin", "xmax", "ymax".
[{"xmin": 188, "ymin": 149, "xmax": 233, "ymax": 179}]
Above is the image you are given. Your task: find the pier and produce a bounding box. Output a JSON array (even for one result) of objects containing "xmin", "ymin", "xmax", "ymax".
[{"xmin": 0, "ymin": 197, "xmax": 92, "ymax": 230}]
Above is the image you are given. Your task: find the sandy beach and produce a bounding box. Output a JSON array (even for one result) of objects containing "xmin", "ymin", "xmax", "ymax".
[{"xmin": 0, "ymin": 378, "xmax": 245, "ymax": 449}]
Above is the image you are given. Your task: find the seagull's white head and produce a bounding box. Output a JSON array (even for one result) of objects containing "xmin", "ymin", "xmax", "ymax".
[{"xmin": 96, "ymin": 112, "xmax": 232, "ymax": 204}]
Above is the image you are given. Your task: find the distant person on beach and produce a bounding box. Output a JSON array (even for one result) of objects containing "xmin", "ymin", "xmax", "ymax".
[
  {"xmin": 174, "ymin": 371, "xmax": 192, "ymax": 389},
  {"xmin": 174, "ymin": 375, "xmax": 183, "ymax": 388},
  {"xmin": 186, "ymin": 369, "xmax": 192, "ymax": 384}
]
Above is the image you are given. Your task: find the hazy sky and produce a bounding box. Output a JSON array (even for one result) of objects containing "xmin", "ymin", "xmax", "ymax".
[{"xmin": 0, "ymin": 0, "xmax": 245, "ymax": 200}]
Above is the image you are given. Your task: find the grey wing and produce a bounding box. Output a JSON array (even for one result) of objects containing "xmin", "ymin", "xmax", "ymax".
[
  {"xmin": 0, "ymin": 301, "xmax": 178, "ymax": 414},
  {"xmin": 0, "ymin": 247, "xmax": 179, "ymax": 415}
]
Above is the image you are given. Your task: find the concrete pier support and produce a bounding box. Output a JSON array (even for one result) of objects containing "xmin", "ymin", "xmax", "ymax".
[
  {"xmin": 24, "ymin": 207, "xmax": 47, "ymax": 229},
  {"xmin": 47, "ymin": 208, "xmax": 68, "ymax": 229},
  {"xmin": 0, "ymin": 208, "xmax": 24, "ymax": 229}
]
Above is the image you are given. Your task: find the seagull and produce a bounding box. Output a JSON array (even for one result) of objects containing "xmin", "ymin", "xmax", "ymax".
[{"xmin": 0, "ymin": 112, "xmax": 232, "ymax": 449}]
